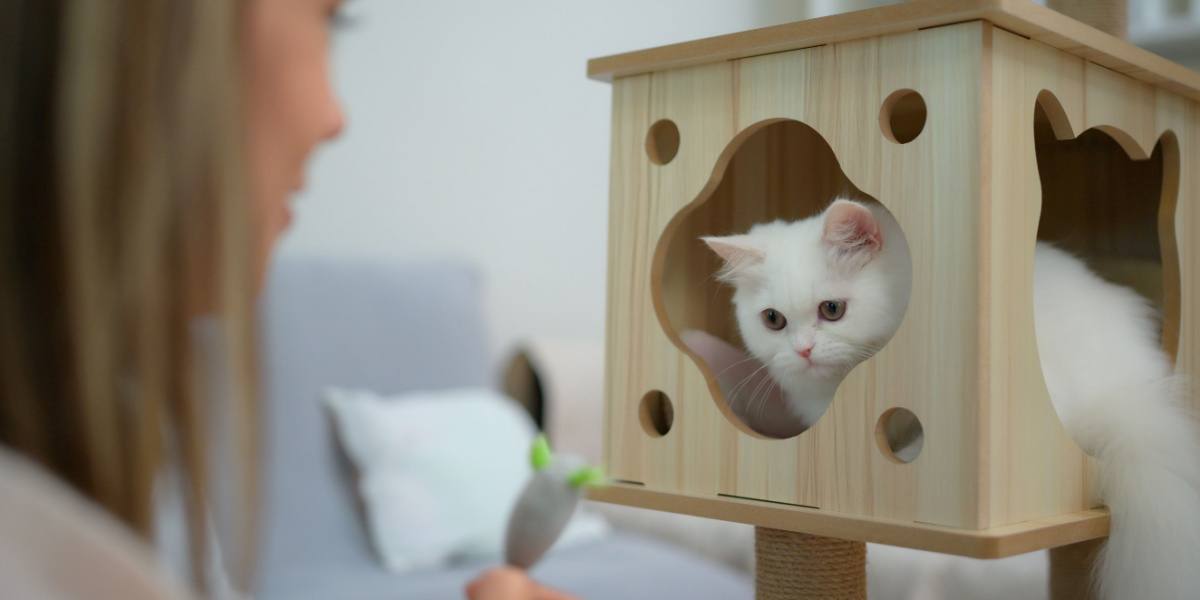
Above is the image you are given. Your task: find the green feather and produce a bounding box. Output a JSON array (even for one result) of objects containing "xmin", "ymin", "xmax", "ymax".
[
  {"xmin": 531, "ymin": 434, "xmax": 552, "ymax": 471},
  {"xmin": 568, "ymin": 466, "xmax": 606, "ymax": 489}
]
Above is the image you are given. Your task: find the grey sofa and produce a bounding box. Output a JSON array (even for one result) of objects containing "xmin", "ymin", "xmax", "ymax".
[{"xmin": 255, "ymin": 253, "xmax": 751, "ymax": 599}]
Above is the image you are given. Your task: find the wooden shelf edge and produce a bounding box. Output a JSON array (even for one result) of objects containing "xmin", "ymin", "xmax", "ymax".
[
  {"xmin": 586, "ymin": 0, "xmax": 994, "ymax": 81},
  {"xmin": 585, "ymin": 0, "xmax": 1200, "ymax": 102},
  {"xmin": 587, "ymin": 483, "xmax": 1110, "ymax": 559}
]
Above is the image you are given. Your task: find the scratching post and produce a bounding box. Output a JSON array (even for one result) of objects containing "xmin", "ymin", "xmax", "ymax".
[{"xmin": 755, "ymin": 528, "xmax": 866, "ymax": 600}]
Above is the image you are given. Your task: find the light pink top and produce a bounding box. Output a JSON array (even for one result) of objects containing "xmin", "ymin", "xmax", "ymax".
[{"xmin": 0, "ymin": 448, "xmax": 195, "ymax": 599}]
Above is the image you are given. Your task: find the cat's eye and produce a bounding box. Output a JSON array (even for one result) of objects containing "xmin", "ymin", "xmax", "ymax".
[
  {"xmin": 760, "ymin": 309, "xmax": 787, "ymax": 331},
  {"xmin": 818, "ymin": 300, "xmax": 847, "ymax": 321}
]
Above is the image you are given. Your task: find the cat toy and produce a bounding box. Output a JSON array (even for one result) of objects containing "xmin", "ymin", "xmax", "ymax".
[{"xmin": 503, "ymin": 435, "xmax": 606, "ymax": 570}]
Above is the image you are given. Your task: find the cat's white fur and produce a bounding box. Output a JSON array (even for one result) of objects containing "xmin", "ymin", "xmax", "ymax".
[
  {"xmin": 704, "ymin": 200, "xmax": 911, "ymax": 429},
  {"xmin": 1032, "ymin": 244, "xmax": 1200, "ymax": 600},
  {"xmin": 706, "ymin": 199, "xmax": 1200, "ymax": 599}
]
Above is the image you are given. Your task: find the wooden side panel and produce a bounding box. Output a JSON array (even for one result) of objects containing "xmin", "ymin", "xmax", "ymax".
[
  {"xmin": 724, "ymin": 24, "xmax": 989, "ymax": 526},
  {"xmin": 1157, "ymin": 92, "xmax": 1200, "ymax": 411},
  {"xmin": 1084, "ymin": 63, "xmax": 1159, "ymax": 159},
  {"xmin": 986, "ymin": 28, "xmax": 1093, "ymax": 528},
  {"xmin": 604, "ymin": 63, "xmax": 735, "ymax": 495},
  {"xmin": 606, "ymin": 22, "xmax": 991, "ymax": 529},
  {"xmin": 974, "ymin": 28, "xmax": 1197, "ymax": 527}
]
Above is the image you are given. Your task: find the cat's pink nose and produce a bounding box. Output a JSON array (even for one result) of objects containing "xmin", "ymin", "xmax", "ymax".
[{"xmin": 797, "ymin": 345, "xmax": 813, "ymax": 359}]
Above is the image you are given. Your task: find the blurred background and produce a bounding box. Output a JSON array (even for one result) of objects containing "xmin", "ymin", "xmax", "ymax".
[
  {"xmin": 283, "ymin": 0, "xmax": 1200, "ymax": 371},
  {"xmin": 282, "ymin": 0, "xmax": 895, "ymax": 368},
  {"xmin": 251, "ymin": 2, "xmax": 1200, "ymax": 598}
]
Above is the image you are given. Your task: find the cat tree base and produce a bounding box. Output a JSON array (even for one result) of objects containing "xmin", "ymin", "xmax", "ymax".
[
  {"xmin": 590, "ymin": 484, "xmax": 1109, "ymax": 560},
  {"xmin": 590, "ymin": 484, "xmax": 1104, "ymax": 559}
]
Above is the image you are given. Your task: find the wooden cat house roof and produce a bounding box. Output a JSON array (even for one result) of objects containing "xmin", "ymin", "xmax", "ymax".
[{"xmin": 588, "ymin": 0, "xmax": 1200, "ymax": 102}]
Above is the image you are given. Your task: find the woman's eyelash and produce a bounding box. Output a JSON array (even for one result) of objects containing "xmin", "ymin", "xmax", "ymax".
[
  {"xmin": 331, "ymin": 12, "xmax": 357, "ymax": 31},
  {"xmin": 328, "ymin": 3, "xmax": 358, "ymax": 31}
]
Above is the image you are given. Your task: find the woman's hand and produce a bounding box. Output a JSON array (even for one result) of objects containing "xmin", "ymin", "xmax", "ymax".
[{"xmin": 465, "ymin": 567, "xmax": 576, "ymax": 600}]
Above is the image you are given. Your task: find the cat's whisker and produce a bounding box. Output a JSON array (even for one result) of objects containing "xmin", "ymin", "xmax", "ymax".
[
  {"xmin": 738, "ymin": 378, "xmax": 774, "ymax": 423},
  {"xmin": 726, "ymin": 363, "xmax": 772, "ymax": 414},
  {"xmin": 745, "ymin": 375, "xmax": 774, "ymax": 429},
  {"xmin": 712, "ymin": 355, "xmax": 765, "ymax": 378},
  {"xmin": 726, "ymin": 363, "xmax": 769, "ymax": 399},
  {"xmin": 747, "ymin": 369, "xmax": 775, "ymax": 419},
  {"xmin": 757, "ymin": 381, "xmax": 780, "ymax": 426}
]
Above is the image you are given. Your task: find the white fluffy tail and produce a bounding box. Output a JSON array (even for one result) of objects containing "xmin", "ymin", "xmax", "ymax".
[{"xmin": 1068, "ymin": 377, "xmax": 1200, "ymax": 600}]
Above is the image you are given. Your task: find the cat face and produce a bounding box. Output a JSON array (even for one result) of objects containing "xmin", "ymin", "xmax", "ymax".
[{"xmin": 704, "ymin": 200, "xmax": 907, "ymax": 388}]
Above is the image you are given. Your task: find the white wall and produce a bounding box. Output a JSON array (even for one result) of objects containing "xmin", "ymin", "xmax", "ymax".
[{"xmin": 283, "ymin": 0, "xmax": 893, "ymax": 362}]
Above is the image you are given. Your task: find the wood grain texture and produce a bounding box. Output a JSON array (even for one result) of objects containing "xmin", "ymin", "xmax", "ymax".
[
  {"xmin": 1155, "ymin": 83, "xmax": 1198, "ymax": 407},
  {"xmin": 600, "ymin": 17, "xmax": 1199, "ymax": 549},
  {"xmin": 606, "ymin": 23, "xmax": 997, "ymax": 529},
  {"xmin": 1046, "ymin": 0, "xmax": 1127, "ymax": 39},
  {"xmin": 589, "ymin": 484, "xmax": 1110, "ymax": 559},
  {"xmin": 985, "ymin": 27, "xmax": 1095, "ymax": 529},
  {"xmin": 586, "ymin": 1, "xmax": 1200, "ymax": 103}
]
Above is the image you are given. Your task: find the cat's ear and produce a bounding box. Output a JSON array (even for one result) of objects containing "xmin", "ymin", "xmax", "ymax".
[
  {"xmin": 822, "ymin": 200, "xmax": 882, "ymax": 270},
  {"xmin": 703, "ymin": 235, "xmax": 765, "ymax": 285}
]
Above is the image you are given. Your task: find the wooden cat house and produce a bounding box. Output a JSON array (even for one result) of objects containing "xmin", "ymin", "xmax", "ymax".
[{"xmin": 588, "ymin": 0, "xmax": 1200, "ymax": 596}]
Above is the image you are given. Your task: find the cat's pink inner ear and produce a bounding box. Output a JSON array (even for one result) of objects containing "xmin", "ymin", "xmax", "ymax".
[
  {"xmin": 822, "ymin": 201, "xmax": 882, "ymax": 257},
  {"xmin": 703, "ymin": 235, "xmax": 765, "ymax": 273}
]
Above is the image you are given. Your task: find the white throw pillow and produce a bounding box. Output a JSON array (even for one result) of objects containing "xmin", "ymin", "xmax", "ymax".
[{"xmin": 323, "ymin": 387, "xmax": 607, "ymax": 572}]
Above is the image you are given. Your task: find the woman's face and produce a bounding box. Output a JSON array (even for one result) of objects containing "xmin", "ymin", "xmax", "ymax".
[{"xmin": 243, "ymin": 0, "xmax": 346, "ymax": 285}]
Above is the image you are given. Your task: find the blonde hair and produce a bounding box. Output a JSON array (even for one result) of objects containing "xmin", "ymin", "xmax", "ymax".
[{"xmin": 1, "ymin": 0, "xmax": 259, "ymax": 592}]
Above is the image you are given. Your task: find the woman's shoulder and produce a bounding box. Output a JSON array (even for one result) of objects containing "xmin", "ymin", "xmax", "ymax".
[{"xmin": 0, "ymin": 447, "xmax": 196, "ymax": 599}]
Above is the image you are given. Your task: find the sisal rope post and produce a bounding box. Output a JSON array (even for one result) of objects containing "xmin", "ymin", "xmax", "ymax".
[
  {"xmin": 1041, "ymin": 2, "xmax": 1125, "ymax": 598},
  {"xmin": 755, "ymin": 527, "xmax": 866, "ymax": 600}
]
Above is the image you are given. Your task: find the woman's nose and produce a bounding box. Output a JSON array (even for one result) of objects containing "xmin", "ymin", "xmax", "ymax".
[{"xmin": 322, "ymin": 96, "xmax": 346, "ymax": 141}]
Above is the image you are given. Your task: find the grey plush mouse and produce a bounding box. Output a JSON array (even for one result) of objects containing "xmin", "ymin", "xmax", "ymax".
[{"xmin": 503, "ymin": 435, "xmax": 605, "ymax": 569}]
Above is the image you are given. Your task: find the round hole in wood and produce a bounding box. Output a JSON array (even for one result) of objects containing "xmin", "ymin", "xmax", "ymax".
[
  {"xmin": 638, "ymin": 390, "xmax": 674, "ymax": 437},
  {"xmin": 875, "ymin": 407, "xmax": 923, "ymax": 463},
  {"xmin": 880, "ymin": 89, "xmax": 927, "ymax": 144},
  {"xmin": 646, "ymin": 119, "xmax": 680, "ymax": 165}
]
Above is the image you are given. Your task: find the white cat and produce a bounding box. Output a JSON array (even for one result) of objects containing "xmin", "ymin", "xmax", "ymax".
[
  {"xmin": 699, "ymin": 199, "xmax": 1200, "ymax": 599},
  {"xmin": 697, "ymin": 199, "xmax": 911, "ymax": 437}
]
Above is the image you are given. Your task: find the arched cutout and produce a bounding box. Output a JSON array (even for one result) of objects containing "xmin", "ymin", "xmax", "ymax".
[
  {"xmin": 651, "ymin": 119, "xmax": 912, "ymax": 439},
  {"xmin": 1034, "ymin": 91, "xmax": 1181, "ymax": 360},
  {"xmin": 1034, "ymin": 90, "xmax": 1075, "ymax": 141}
]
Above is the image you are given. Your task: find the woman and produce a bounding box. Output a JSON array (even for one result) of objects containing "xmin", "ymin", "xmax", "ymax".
[{"xmin": 0, "ymin": 1, "xmax": 567, "ymax": 598}]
